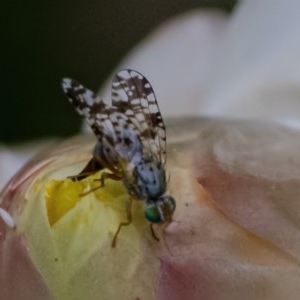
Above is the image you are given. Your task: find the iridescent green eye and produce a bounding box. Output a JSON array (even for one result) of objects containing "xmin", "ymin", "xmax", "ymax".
[
  {"xmin": 145, "ymin": 196, "xmax": 176, "ymax": 223},
  {"xmin": 144, "ymin": 205, "xmax": 162, "ymax": 223}
]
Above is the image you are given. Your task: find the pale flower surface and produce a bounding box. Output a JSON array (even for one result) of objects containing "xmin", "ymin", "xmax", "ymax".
[{"xmin": 1, "ymin": 119, "xmax": 300, "ymax": 299}]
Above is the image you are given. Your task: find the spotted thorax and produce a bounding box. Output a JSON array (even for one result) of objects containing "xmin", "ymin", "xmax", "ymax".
[{"xmin": 62, "ymin": 69, "xmax": 175, "ymax": 247}]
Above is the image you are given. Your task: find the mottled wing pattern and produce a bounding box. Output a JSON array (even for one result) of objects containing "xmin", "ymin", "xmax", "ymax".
[
  {"xmin": 62, "ymin": 78, "xmax": 120, "ymax": 145},
  {"xmin": 111, "ymin": 69, "xmax": 167, "ymax": 165}
]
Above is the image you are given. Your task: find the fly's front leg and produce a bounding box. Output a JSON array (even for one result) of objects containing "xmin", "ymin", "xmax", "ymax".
[
  {"xmin": 69, "ymin": 157, "xmax": 103, "ymax": 181},
  {"xmin": 80, "ymin": 172, "xmax": 121, "ymax": 196},
  {"xmin": 111, "ymin": 198, "xmax": 133, "ymax": 247},
  {"xmin": 95, "ymin": 172, "xmax": 122, "ymax": 188}
]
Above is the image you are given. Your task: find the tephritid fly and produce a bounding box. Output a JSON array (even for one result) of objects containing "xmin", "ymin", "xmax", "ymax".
[{"xmin": 62, "ymin": 69, "xmax": 175, "ymax": 247}]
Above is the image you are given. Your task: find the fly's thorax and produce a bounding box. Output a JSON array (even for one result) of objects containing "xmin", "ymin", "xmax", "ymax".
[
  {"xmin": 114, "ymin": 129, "xmax": 143, "ymax": 161},
  {"xmin": 144, "ymin": 196, "xmax": 176, "ymax": 223},
  {"xmin": 132, "ymin": 157, "xmax": 166, "ymax": 200},
  {"xmin": 92, "ymin": 129, "xmax": 143, "ymax": 170}
]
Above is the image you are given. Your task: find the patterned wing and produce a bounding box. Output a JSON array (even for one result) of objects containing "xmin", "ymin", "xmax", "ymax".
[
  {"xmin": 111, "ymin": 69, "xmax": 167, "ymax": 165},
  {"xmin": 62, "ymin": 78, "xmax": 121, "ymax": 145}
]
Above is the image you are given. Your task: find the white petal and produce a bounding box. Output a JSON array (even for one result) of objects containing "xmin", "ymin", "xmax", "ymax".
[
  {"xmin": 96, "ymin": 10, "xmax": 228, "ymax": 118},
  {"xmin": 203, "ymin": 0, "xmax": 300, "ymax": 128}
]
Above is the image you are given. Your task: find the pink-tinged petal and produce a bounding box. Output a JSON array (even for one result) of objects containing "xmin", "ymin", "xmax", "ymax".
[
  {"xmin": 0, "ymin": 140, "xmax": 57, "ymax": 191},
  {"xmin": 154, "ymin": 118, "xmax": 300, "ymax": 300},
  {"xmin": 0, "ymin": 141, "xmax": 64, "ymax": 300},
  {"xmin": 0, "ymin": 234, "xmax": 52, "ymax": 300},
  {"xmin": 194, "ymin": 119, "xmax": 300, "ymax": 260},
  {"xmin": 2, "ymin": 120, "xmax": 300, "ymax": 299}
]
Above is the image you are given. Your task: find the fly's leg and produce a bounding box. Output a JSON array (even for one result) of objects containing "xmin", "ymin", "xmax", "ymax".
[
  {"xmin": 150, "ymin": 223, "xmax": 160, "ymax": 242},
  {"xmin": 111, "ymin": 198, "xmax": 133, "ymax": 248},
  {"xmin": 95, "ymin": 172, "xmax": 121, "ymax": 188},
  {"xmin": 69, "ymin": 157, "xmax": 103, "ymax": 181},
  {"xmin": 80, "ymin": 172, "xmax": 121, "ymax": 196}
]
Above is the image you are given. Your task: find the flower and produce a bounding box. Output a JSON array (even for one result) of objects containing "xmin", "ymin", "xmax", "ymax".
[
  {"xmin": 2, "ymin": 0, "xmax": 300, "ymax": 299},
  {"xmin": 1, "ymin": 118, "xmax": 300, "ymax": 299}
]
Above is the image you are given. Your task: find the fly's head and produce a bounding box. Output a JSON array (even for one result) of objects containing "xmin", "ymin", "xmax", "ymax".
[
  {"xmin": 144, "ymin": 195, "xmax": 176, "ymax": 224},
  {"xmin": 131, "ymin": 158, "xmax": 176, "ymax": 223}
]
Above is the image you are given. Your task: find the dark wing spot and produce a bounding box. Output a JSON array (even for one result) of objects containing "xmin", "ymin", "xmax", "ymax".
[{"xmin": 123, "ymin": 137, "xmax": 132, "ymax": 146}]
